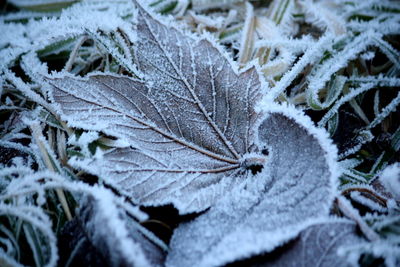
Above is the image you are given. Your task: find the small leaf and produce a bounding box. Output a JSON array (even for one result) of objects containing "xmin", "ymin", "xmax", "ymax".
[
  {"xmin": 166, "ymin": 105, "xmax": 339, "ymax": 267},
  {"xmin": 47, "ymin": 3, "xmax": 264, "ymax": 213}
]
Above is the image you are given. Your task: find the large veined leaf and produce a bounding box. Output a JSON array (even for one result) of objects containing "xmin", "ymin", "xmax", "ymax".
[
  {"xmin": 166, "ymin": 104, "xmax": 338, "ymax": 267},
  {"xmin": 232, "ymin": 220, "xmax": 363, "ymax": 267},
  {"xmin": 46, "ymin": 6, "xmax": 339, "ymax": 261},
  {"xmin": 47, "ymin": 2, "xmax": 263, "ymax": 213}
]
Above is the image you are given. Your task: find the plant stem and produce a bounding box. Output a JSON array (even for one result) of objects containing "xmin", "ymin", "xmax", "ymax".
[{"xmin": 337, "ymin": 196, "xmax": 380, "ymax": 241}]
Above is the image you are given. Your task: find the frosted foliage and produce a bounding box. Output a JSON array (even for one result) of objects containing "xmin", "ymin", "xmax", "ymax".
[
  {"xmin": 79, "ymin": 195, "xmax": 164, "ymax": 267},
  {"xmin": 251, "ymin": 221, "xmax": 363, "ymax": 267},
  {"xmin": 166, "ymin": 112, "xmax": 335, "ymax": 267},
  {"xmin": 134, "ymin": 7, "xmax": 262, "ymax": 157},
  {"xmin": 48, "ymin": 5, "xmax": 263, "ymax": 214},
  {"xmin": 0, "ymin": 1, "xmax": 133, "ymax": 72}
]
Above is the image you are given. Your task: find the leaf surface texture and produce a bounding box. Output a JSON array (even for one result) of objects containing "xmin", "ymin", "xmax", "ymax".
[
  {"xmin": 166, "ymin": 106, "xmax": 338, "ymax": 267},
  {"xmin": 234, "ymin": 220, "xmax": 363, "ymax": 267},
  {"xmin": 47, "ymin": 5, "xmax": 263, "ymax": 213}
]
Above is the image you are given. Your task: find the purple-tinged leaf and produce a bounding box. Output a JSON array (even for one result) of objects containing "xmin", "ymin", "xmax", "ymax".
[
  {"xmin": 47, "ymin": 2, "xmax": 264, "ymax": 214},
  {"xmin": 231, "ymin": 220, "xmax": 363, "ymax": 267},
  {"xmin": 166, "ymin": 104, "xmax": 339, "ymax": 267}
]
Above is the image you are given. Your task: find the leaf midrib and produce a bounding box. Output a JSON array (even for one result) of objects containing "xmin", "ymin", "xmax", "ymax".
[{"xmin": 140, "ymin": 12, "xmax": 241, "ymax": 160}]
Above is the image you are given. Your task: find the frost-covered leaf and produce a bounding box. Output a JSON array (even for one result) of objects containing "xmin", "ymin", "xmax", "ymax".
[
  {"xmin": 234, "ymin": 220, "xmax": 363, "ymax": 267},
  {"xmin": 166, "ymin": 104, "xmax": 338, "ymax": 267},
  {"xmin": 72, "ymin": 194, "xmax": 166, "ymax": 267},
  {"xmin": 47, "ymin": 3, "xmax": 263, "ymax": 213}
]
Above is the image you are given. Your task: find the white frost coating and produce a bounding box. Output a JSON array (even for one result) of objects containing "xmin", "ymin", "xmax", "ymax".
[
  {"xmin": 253, "ymin": 20, "xmax": 298, "ymax": 79},
  {"xmin": 47, "ymin": 2, "xmax": 268, "ymax": 214},
  {"xmin": 0, "ymin": 0, "xmax": 135, "ymax": 72},
  {"xmin": 318, "ymin": 82, "xmax": 376, "ymax": 127},
  {"xmin": 360, "ymin": 51, "xmax": 375, "ymax": 61},
  {"xmin": 167, "ymin": 103, "xmax": 339, "ymax": 267},
  {"xmin": 372, "ymin": 36, "xmax": 400, "ymax": 70},
  {"xmin": 348, "ymin": 15, "xmax": 400, "ymax": 36},
  {"xmin": 266, "ymin": 0, "xmax": 297, "ymax": 36},
  {"xmin": 257, "ymin": 102, "xmax": 340, "ymax": 200},
  {"xmin": 68, "ymin": 131, "xmax": 99, "ymax": 156},
  {"xmin": 338, "ymin": 130, "xmax": 374, "ymax": 159},
  {"xmin": 368, "ymin": 91, "xmax": 400, "ymax": 130},
  {"xmin": 3, "ymin": 70, "xmax": 53, "ymax": 112},
  {"xmin": 339, "ymin": 239, "xmax": 400, "ymax": 267},
  {"xmin": 307, "ymin": 75, "xmax": 346, "ymax": 111},
  {"xmin": 191, "ymin": 0, "xmax": 243, "ymax": 11},
  {"xmin": 21, "ymin": 52, "xmax": 50, "ymax": 96},
  {"xmin": 8, "ymin": 0, "xmax": 75, "ymax": 5},
  {"xmin": 0, "ymin": 140, "xmax": 33, "ymax": 157},
  {"xmin": 133, "ymin": 0, "xmax": 266, "ymax": 80},
  {"xmin": 247, "ymin": 219, "xmax": 364, "ymax": 267},
  {"xmin": 306, "ymin": 31, "xmax": 377, "ymax": 110},
  {"xmin": 255, "ymin": 35, "xmax": 315, "ymax": 54},
  {"xmin": 0, "ymin": 10, "xmax": 58, "ymax": 22},
  {"xmin": 0, "ymin": 165, "xmax": 160, "ymax": 266},
  {"xmin": 348, "ymin": 75, "xmax": 400, "ymax": 87},
  {"xmin": 262, "ymin": 34, "xmax": 333, "ymax": 103},
  {"xmin": 0, "ymin": 204, "xmax": 58, "ymax": 267},
  {"xmin": 85, "ymin": 188, "xmax": 151, "ymax": 267},
  {"xmin": 337, "ymin": 196, "xmax": 380, "ymax": 242},
  {"xmin": 380, "ymin": 163, "xmax": 400, "ymax": 199},
  {"xmin": 93, "ymin": 136, "xmax": 131, "ymax": 149},
  {"xmin": 1, "ymin": 169, "xmax": 147, "ymax": 221},
  {"xmin": 300, "ymin": 0, "xmax": 346, "ymax": 35},
  {"xmin": 350, "ymin": 191, "xmax": 387, "ymax": 213}
]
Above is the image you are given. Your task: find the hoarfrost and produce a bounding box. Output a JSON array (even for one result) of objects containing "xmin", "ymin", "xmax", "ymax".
[
  {"xmin": 246, "ymin": 219, "xmax": 363, "ymax": 267},
  {"xmin": 46, "ymin": 6, "xmax": 339, "ymax": 264},
  {"xmin": 2, "ymin": 0, "xmax": 389, "ymax": 265},
  {"xmin": 68, "ymin": 131, "xmax": 99, "ymax": 157},
  {"xmin": 0, "ymin": 164, "xmax": 162, "ymax": 267},
  {"xmin": 300, "ymin": 0, "xmax": 346, "ymax": 36},
  {"xmin": 350, "ymin": 191, "xmax": 388, "ymax": 213},
  {"xmin": 47, "ymin": 2, "xmax": 266, "ymax": 214},
  {"xmin": 0, "ymin": 0, "xmax": 135, "ymax": 73},
  {"xmin": 379, "ymin": 163, "xmax": 400, "ymax": 200},
  {"xmin": 75, "ymin": 190, "xmax": 165, "ymax": 267},
  {"xmin": 166, "ymin": 104, "xmax": 338, "ymax": 267}
]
